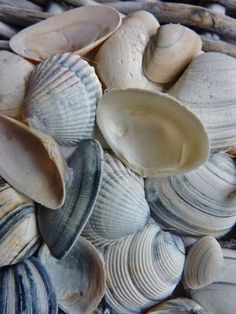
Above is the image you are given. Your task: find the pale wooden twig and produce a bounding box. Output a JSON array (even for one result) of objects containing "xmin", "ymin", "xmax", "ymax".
[
  {"xmin": 0, "ymin": 21, "xmax": 17, "ymax": 39},
  {"xmin": 0, "ymin": 40, "xmax": 10, "ymax": 50},
  {"xmin": 204, "ymin": 0, "xmax": 236, "ymax": 12},
  {"xmin": 0, "ymin": 0, "xmax": 42, "ymax": 11},
  {"xmin": 201, "ymin": 35, "xmax": 236, "ymax": 57}
]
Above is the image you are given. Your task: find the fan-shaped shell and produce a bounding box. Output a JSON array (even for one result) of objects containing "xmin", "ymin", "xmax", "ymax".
[
  {"xmin": 38, "ymin": 238, "xmax": 106, "ymax": 314},
  {"xmin": 145, "ymin": 152, "xmax": 236, "ymax": 237},
  {"xmin": 0, "ymin": 257, "xmax": 57, "ymax": 313},
  {"xmin": 38, "ymin": 139, "xmax": 103, "ymax": 259},
  {"xmin": 25, "ymin": 53, "xmax": 102, "ymax": 145},
  {"xmin": 82, "ymin": 152, "xmax": 150, "ymax": 246},
  {"xmin": 10, "ymin": 6, "xmax": 121, "ymax": 62},
  {"xmin": 97, "ymin": 89, "xmax": 209, "ymax": 177},
  {"xmin": 0, "ymin": 50, "xmax": 34, "ymax": 117},
  {"xmin": 143, "ymin": 24, "xmax": 202, "ymax": 84},
  {"xmin": 169, "ymin": 52, "xmax": 236, "ymax": 152},
  {"xmin": 95, "ymin": 11, "xmax": 162, "ymax": 92},
  {"xmin": 0, "ymin": 114, "xmax": 66, "ymax": 209}
]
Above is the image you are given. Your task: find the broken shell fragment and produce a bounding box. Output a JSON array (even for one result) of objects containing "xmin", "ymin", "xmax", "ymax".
[
  {"xmin": 96, "ymin": 89, "xmax": 209, "ymax": 177},
  {"xmin": 10, "ymin": 6, "xmax": 122, "ymax": 61}
]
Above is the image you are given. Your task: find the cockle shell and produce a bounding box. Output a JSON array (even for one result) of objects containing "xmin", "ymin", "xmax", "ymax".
[
  {"xmin": 39, "ymin": 238, "xmax": 106, "ymax": 314},
  {"xmin": 25, "ymin": 53, "xmax": 102, "ymax": 145},
  {"xmin": 95, "ymin": 11, "xmax": 162, "ymax": 92},
  {"xmin": 143, "ymin": 24, "xmax": 202, "ymax": 84},
  {"xmin": 0, "ymin": 114, "xmax": 66, "ymax": 209},
  {"xmin": 0, "ymin": 257, "xmax": 57, "ymax": 313},
  {"xmin": 169, "ymin": 52, "xmax": 236, "ymax": 152},
  {"xmin": 145, "ymin": 152, "xmax": 236, "ymax": 237},
  {"xmin": 183, "ymin": 236, "xmax": 224, "ymax": 289},
  {"xmin": 0, "ymin": 177, "xmax": 40, "ymax": 267},
  {"xmin": 96, "ymin": 89, "xmax": 209, "ymax": 177},
  {"xmin": 10, "ymin": 6, "xmax": 121, "ymax": 61},
  {"xmin": 82, "ymin": 152, "xmax": 150, "ymax": 246},
  {"xmin": 105, "ymin": 224, "xmax": 185, "ymax": 313},
  {"xmin": 38, "ymin": 139, "xmax": 103, "ymax": 259},
  {"xmin": 0, "ymin": 50, "xmax": 34, "ymax": 117}
]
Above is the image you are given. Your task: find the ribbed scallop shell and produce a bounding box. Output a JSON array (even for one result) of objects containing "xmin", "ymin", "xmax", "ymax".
[
  {"xmin": 145, "ymin": 152, "xmax": 236, "ymax": 237},
  {"xmin": 25, "ymin": 53, "xmax": 102, "ymax": 145},
  {"xmin": 82, "ymin": 152, "xmax": 150, "ymax": 246},
  {"xmin": 0, "ymin": 257, "xmax": 57, "ymax": 313},
  {"xmin": 105, "ymin": 224, "xmax": 185, "ymax": 313}
]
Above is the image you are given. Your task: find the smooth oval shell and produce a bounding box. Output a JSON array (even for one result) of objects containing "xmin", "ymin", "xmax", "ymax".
[
  {"xmin": 143, "ymin": 24, "xmax": 202, "ymax": 84},
  {"xmin": 25, "ymin": 53, "xmax": 102, "ymax": 145},
  {"xmin": 38, "ymin": 238, "xmax": 106, "ymax": 314},
  {"xmin": 0, "ymin": 257, "xmax": 57, "ymax": 313},
  {"xmin": 97, "ymin": 89, "xmax": 209, "ymax": 177},
  {"xmin": 169, "ymin": 52, "xmax": 236, "ymax": 152},
  {"xmin": 0, "ymin": 114, "xmax": 66, "ymax": 209},
  {"xmin": 145, "ymin": 152, "xmax": 236, "ymax": 236},
  {"xmin": 0, "ymin": 50, "xmax": 34, "ymax": 117},
  {"xmin": 38, "ymin": 139, "xmax": 103, "ymax": 259},
  {"xmin": 10, "ymin": 6, "xmax": 121, "ymax": 61}
]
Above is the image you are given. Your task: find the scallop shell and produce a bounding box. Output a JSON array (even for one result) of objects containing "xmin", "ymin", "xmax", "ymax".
[
  {"xmin": 183, "ymin": 236, "xmax": 224, "ymax": 289},
  {"xmin": 95, "ymin": 11, "xmax": 162, "ymax": 92},
  {"xmin": 25, "ymin": 53, "xmax": 102, "ymax": 145},
  {"xmin": 38, "ymin": 237, "xmax": 106, "ymax": 314},
  {"xmin": 105, "ymin": 224, "xmax": 185, "ymax": 313},
  {"xmin": 169, "ymin": 52, "xmax": 236, "ymax": 152},
  {"xmin": 0, "ymin": 50, "xmax": 34, "ymax": 117},
  {"xmin": 0, "ymin": 114, "xmax": 66, "ymax": 209},
  {"xmin": 0, "ymin": 257, "xmax": 57, "ymax": 313},
  {"xmin": 96, "ymin": 89, "xmax": 209, "ymax": 177},
  {"xmin": 10, "ymin": 6, "xmax": 121, "ymax": 61},
  {"xmin": 143, "ymin": 24, "xmax": 202, "ymax": 84},
  {"xmin": 145, "ymin": 152, "xmax": 236, "ymax": 237},
  {"xmin": 38, "ymin": 139, "xmax": 103, "ymax": 259},
  {"xmin": 82, "ymin": 152, "xmax": 150, "ymax": 246}
]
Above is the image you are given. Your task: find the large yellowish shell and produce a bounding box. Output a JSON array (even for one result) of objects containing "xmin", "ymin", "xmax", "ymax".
[
  {"xmin": 143, "ymin": 24, "xmax": 202, "ymax": 84},
  {"xmin": 9, "ymin": 6, "xmax": 122, "ymax": 62}
]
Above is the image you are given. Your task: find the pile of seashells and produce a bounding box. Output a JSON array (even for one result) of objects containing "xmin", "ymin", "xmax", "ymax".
[{"xmin": 0, "ymin": 4, "xmax": 235, "ymax": 314}]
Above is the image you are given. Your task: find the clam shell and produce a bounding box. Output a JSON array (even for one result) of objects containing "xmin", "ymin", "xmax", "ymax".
[
  {"xmin": 0, "ymin": 114, "xmax": 66, "ymax": 209},
  {"xmin": 96, "ymin": 89, "xmax": 209, "ymax": 177},
  {"xmin": 82, "ymin": 152, "xmax": 150, "ymax": 246},
  {"xmin": 105, "ymin": 224, "xmax": 185, "ymax": 313},
  {"xmin": 95, "ymin": 11, "xmax": 162, "ymax": 92},
  {"xmin": 145, "ymin": 152, "xmax": 236, "ymax": 236},
  {"xmin": 0, "ymin": 257, "xmax": 57, "ymax": 313},
  {"xmin": 169, "ymin": 52, "xmax": 236, "ymax": 152},
  {"xmin": 143, "ymin": 24, "xmax": 202, "ymax": 84},
  {"xmin": 183, "ymin": 236, "xmax": 224, "ymax": 289},
  {"xmin": 0, "ymin": 177, "xmax": 40, "ymax": 267},
  {"xmin": 38, "ymin": 238, "xmax": 106, "ymax": 314},
  {"xmin": 37, "ymin": 139, "xmax": 103, "ymax": 259},
  {"xmin": 0, "ymin": 50, "xmax": 34, "ymax": 117},
  {"xmin": 25, "ymin": 53, "xmax": 102, "ymax": 145},
  {"xmin": 10, "ymin": 6, "xmax": 121, "ymax": 61}
]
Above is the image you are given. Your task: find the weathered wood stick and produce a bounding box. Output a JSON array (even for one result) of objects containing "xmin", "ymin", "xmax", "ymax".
[
  {"xmin": 104, "ymin": 1, "xmax": 236, "ymax": 40},
  {"xmin": 204, "ymin": 0, "xmax": 236, "ymax": 12},
  {"xmin": 201, "ymin": 35, "xmax": 236, "ymax": 57},
  {"xmin": 0, "ymin": 40, "xmax": 10, "ymax": 50},
  {"xmin": 29, "ymin": 0, "xmax": 47, "ymax": 6},
  {"xmin": 0, "ymin": 0, "xmax": 42, "ymax": 11},
  {"xmin": 0, "ymin": 21, "xmax": 17, "ymax": 39}
]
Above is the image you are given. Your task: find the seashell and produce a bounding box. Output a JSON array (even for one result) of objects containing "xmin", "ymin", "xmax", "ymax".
[
  {"xmin": 25, "ymin": 52, "xmax": 102, "ymax": 145},
  {"xmin": 82, "ymin": 152, "xmax": 150, "ymax": 246},
  {"xmin": 145, "ymin": 298, "xmax": 207, "ymax": 313},
  {"xmin": 143, "ymin": 24, "xmax": 202, "ymax": 84},
  {"xmin": 10, "ymin": 6, "xmax": 121, "ymax": 62},
  {"xmin": 37, "ymin": 139, "xmax": 103, "ymax": 259},
  {"xmin": 0, "ymin": 114, "xmax": 66, "ymax": 209},
  {"xmin": 0, "ymin": 256, "xmax": 57, "ymax": 313},
  {"xmin": 145, "ymin": 152, "xmax": 236, "ymax": 237},
  {"xmin": 0, "ymin": 177, "xmax": 40, "ymax": 267},
  {"xmin": 190, "ymin": 248, "xmax": 236, "ymax": 314},
  {"xmin": 169, "ymin": 52, "xmax": 236, "ymax": 152},
  {"xmin": 95, "ymin": 11, "xmax": 162, "ymax": 92},
  {"xmin": 183, "ymin": 236, "xmax": 224, "ymax": 289},
  {"xmin": 96, "ymin": 89, "xmax": 209, "ymax": 177},
  {"xmin": 0, "ymin": 50, "xmax": 34, "ymax": 118},
  {"xmin": 38, "ymin": 237, "xmax": 106, "ymax": 314},
  {"xmin": 105, "ymin": 224, "xmax": 185, "ymax": 313}
]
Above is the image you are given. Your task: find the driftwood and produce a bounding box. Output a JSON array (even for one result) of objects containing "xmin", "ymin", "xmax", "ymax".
[
  {"xmin": 0, "ymin": 21, "xmax": 17, "ymax": 39},
  {"xmin": 0, "ymin": 0, "xmax": 42, "ymax": 11},
  {"xmin": 29, "ymin": 0, "xmax": 47, "ymax": 5},
  {"xmin": 201, "ymin": 35, "xmax": 236, "ymax": 57},
  {"xmin": 0, "ymin": 40, "xmax": 10, "ymax": 50},
  {"xmin": 204, "ymin": 0, "xmax": 236, "ymax": 12}
]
